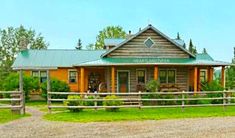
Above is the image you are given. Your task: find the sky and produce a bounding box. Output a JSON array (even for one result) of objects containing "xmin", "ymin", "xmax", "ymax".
[{"xmin": 1, "ymin": 0, "xmax": 235, "ymax": 62}]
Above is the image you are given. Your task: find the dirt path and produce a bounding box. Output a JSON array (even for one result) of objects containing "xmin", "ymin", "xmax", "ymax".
[{"xmin": 1, "ymin": 108, "xmax": 235, "ymax": 138}]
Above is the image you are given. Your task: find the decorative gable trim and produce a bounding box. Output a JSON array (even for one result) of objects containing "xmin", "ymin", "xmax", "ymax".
[{"xmin": 101, "ymin": 24, "xmax": 195, "ymax": 58}]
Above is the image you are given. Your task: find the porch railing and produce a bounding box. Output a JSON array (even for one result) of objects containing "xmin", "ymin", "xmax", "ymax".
[{"xmin": 47, "ymin": 91, "xmax": 235, "ymax": 113}]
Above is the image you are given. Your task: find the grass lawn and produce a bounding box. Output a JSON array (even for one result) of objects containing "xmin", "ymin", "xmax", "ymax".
[
  {"xmin": 0, "ymin": 109, "xmax": 30, "ymax": 124},
  {"xmin": 43, "ymin": 106, "xmax": 235, "ymax": 123}
]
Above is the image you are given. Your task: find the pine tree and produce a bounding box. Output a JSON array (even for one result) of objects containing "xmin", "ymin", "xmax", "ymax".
[
  {"xmin": 193, "ymin": 46, "xmax": 197, "ymax": 54},
  {"xmin": 202, "ymin": 48, "xmax": 207, "ymax": 54},
  {"xmin": 177, "ymin": 32, "xmax": 181, "ymax": 39},
  {"xmin": 75, "ymin": 39, "xmax": 82, "ymax": 50},
  {"xmin": 188, "ymin": 39, "xmax": 193, "ymax": 53},
  {"xmin": 182, "ymin": 43, "xmax": 186, "ymax": 49}
]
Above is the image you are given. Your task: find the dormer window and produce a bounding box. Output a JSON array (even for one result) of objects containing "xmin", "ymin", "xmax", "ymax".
[{"xmin": 144, "ymin": 37, "xmax": 154, "ymax": 48}]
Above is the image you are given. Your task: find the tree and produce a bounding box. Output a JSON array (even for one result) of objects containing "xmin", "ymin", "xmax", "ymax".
[
  {"xmin": 75, "ymin": 38, "xmax": 82, "ymax": 50},
  {"xmin": 182, "ymin": 43, "xmax": 186, "ymax": 49},
  {"xmin": 0, "ymin": 25, "xmax": 48, "ymax": 87},
  {"xmin": 177, "ymin": 32, "xmax": 181, "ymax": 39},
  {"xmin": 202, "ymin": 48, "xmax": 207, "ymax": 54},
  {"xmin": 226, "ymin": 47, "xmax": 235, "ymax": 89},
  {"xmin": 188, "ymin": 39, "xmax": 197, "ymax": 55},
  {"xmin": 94, "ymin": 26, "xmax": 126, "ymax": 49},
  {"xmin": 86, "ymin": 43, "xmax": 95, "ymax": 50}
]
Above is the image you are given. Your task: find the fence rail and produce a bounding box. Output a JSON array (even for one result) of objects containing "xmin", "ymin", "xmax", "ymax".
[
  {"xmin": 47, "ymin": 91, "xmax": 235, "ymax": 113},
  {"xmin": 0, "ymin": 91, "xmax": 25, "ymax": 114}
]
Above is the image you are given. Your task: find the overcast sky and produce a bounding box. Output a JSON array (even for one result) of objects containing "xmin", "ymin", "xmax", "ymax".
[{"xmin": 1, "ymin": 0, "xmax": 235, "ymax": 62}]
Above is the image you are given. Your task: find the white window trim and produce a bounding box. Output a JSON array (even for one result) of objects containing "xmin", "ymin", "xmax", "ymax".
[
  {"xmin": 116, "ymin": 70, "xmax": 130, "ymax": 93},
  {"xmin": 68, "ymin": 69, "xmax": 78, "ymax": 84},
  {"xmin": 136, "ymin": 68, "xmax": 147, "ymax": 84},
  {"xmin": 144, "ymin": 37, "xmax": 155, "ymax": 48}
]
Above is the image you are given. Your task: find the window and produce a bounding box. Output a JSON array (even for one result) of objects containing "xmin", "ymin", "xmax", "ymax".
[
  {"xmin": 200, "ymin": 70, "xmax": 207, "ymax": 83},
  {"xmin": 69, "ymin": 71, "xmax": 77, "ymax": 83},
  {"xmin": 40, "ymin": 71, "xmax": 47, "ymax": 83},
  {"xmin": 159, "ymin": 70, "xmax": 167, "ymax": 83},
  {"xmin": 159, "ymin": 69, "xmax": 176, "ymax": 84},
  {"xmin": 144, "ymin": 37, "xmax": 154, "ymax": 48},
  {"xmin": 32, "ymin": 71, "xmax": 39, "ymax": 77},
  {"xmin": 137, "ymin": 70, "xmax": 146, "ymax": 84}
]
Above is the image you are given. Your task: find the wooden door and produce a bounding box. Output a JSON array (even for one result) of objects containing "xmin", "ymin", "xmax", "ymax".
[{"xmin": 118, "ymin": 71, "xmax": 129, "ymax": 93}]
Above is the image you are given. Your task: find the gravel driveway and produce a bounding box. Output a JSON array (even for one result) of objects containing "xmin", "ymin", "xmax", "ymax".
[{"xmin": 0, "ymin": 107, "xmax": 235, "ymax": 138}]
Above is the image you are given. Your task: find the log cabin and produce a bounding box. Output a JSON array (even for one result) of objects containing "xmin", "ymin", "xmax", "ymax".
[{"xmin": 12, "ymin": 24, "xmax": 230, "ymax": 94}]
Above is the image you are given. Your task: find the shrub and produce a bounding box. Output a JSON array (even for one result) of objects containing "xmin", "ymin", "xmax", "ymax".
[
  {"xmin": 202, "ymin": 80, "xmax": 224, "ymax": 104},
  {"xmin": 64, "ymin": 95, "xmax": 83, "ymax": 112},
  {"xmin": 2, "ymin": 72, "xmax": 40, "ymax": 100},
  {"xmin": 186, "ymin": 95, "xmax": 210, "ymax": 105},
  {"xmin": 103, "ymin": 95, "xmax": 122, "ymax": 112},
  {"xmin": 41, "ymin": 78, "xmax": 70, "ymax": 99},
  {"xmin": 84, "ymin": 95, "xmax": 102, "ymax": 106},
  {"xmin": 145, "ymin": 80, "xmax": 160, "ymax": 92}
]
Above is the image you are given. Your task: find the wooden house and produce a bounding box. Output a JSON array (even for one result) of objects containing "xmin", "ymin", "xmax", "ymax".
[{"xmin": 12, "ymin": 24, "xmax": 230, "ymax": 93}]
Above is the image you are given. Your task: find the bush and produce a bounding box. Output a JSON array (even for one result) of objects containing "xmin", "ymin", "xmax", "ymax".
[
  {"xmin": 103, "ymin": 95, "xmax": 122, "ymax": 112},
  {"xmin": 186, "ymin": 95, "xmax": 210, "ymax": 105},
  {"xmin": 41, "ymin": 78, "xmax": 70, "ymax": 99},
  {"xmin": 84, "ymin": 95, "xmax": 102, "ymax": 106},
  {"xmin": 145, "ymin": 80, "xmax": 160, "ymax": 92},
  {"xmin": 64, "ymin": 95, "xmax": 83, "ymax": 112},
  {"xmin": 202, "ymin": 80, "xmax": 224, "ymax": 104},
  {"xmin": 142, "ymin": 93, "xmax": 179, "ymax": 105},
  {"xmin": 2, "ymin": 72, "xmax": 40, "ymax": 100}
]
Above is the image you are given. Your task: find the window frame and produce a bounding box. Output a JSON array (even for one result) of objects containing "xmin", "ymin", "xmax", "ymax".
[
  {"xmin": 200, "ymin": 69, "xmax": 207, "ymax": 83},
  {"xmin": 136, "ymin": 69, "xmax": 147, "ymax": 84},
  {"xmin": 159, "ymin": 69, "xmax": 176, "ymax": 84},
  {"xmin": 40, "ymin": 71, "xmax": 47, "ymax": 83},
  {"xmin": 144, "ymin": 37, "xmax": 155, "ymax": 48},
  {"xmin": 68, "ymin": 69, "xmax": 78, "ymax": 84}
]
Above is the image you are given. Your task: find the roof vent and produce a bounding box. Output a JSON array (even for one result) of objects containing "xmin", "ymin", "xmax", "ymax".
[{"xmin": 144, "ymin": 37, "xmax": 154, "ymax": 48}]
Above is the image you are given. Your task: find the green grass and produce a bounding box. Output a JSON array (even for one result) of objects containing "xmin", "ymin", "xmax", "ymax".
[
  {"xmin": 44, "ymin": 106, "xmax": 235, "ymax": 123},
  {"xmin": 0, "ymin": 109, "xmax": 30, "ymax": 124}
]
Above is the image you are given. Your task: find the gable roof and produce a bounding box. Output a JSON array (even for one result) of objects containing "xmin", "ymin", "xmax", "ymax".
[
  {"xmin": 101, "ymin": 24, "xmax": 195, "ymax": 58},
  {"xmin": 12, "ymin": 49, "xmax": 106, "ymax": 70},
  {"xmin": 104, "ymin": 38, "xmax": 125, "ymax": 46}
]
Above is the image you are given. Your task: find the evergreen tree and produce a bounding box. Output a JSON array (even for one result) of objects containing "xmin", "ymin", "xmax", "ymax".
[
  {"xmin": 177, "ymin": 32, "xmax": 181, "ymax": 39},
  {"xmin": 75, "ymin": 38, "xmax": 82, "ymax": 50},
  {"xmin": 202, "ymin": 48, "xmax": 207, "ymax": 54},
  {"xmin": 182, "ymin": 43, "xmax": 186, "ymax": 49},
  {"xmin": 226, "ymin": 47, "xmax": 235, "ymax": 89},
  {"xmin": 188, "ymin": 39, "xmax": 193, "ymax": 53}
]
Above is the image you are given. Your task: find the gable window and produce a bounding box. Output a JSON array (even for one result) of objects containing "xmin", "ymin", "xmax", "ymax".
[
  {"xmin": 144, "ymin": 37, "xmax": 154, "ymax": 48},
  {"xmin": 69, "ymin": 70, "xmax": 77, "ymax": 83},
  {"xmin": 159, "ymin": 69, "xmax": 176, "ymax": 84},
  {"xmin": 136, "ymin": 69, "xmax": 146, "ymax": 84},
  {"xmin": 40, "ymin": 71, "xmax": 47, "ymax": 83}
]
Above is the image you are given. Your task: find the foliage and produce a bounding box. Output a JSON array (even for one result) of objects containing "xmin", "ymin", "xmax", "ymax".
[
  {"xmin": 177, "ymin": 32, "xmax": 181, "ymax": 39},
  {"xmin": 202, "ymin": 48, "xmax": 207, "ymax": 54},
  {"xmin": 86, "ymin": 43, "xmax": 95, "ymax": 50},
  {"xmin": 142, "ymin": 94, "xmax": 179, "ymax": 105},
  {"xmin": 186, "ymin": 95, "xmax": 210, "ymax": 105},
  {"xmin": 188, "ymin": 39, "xmax": 197, "ymax": 55},
  {"xmin": 145, "ymin": 80, "xmax": 160, "ymax": 92},
  {"xmin": 64, "ymin": 95, "xmax": 83, "ymax": 112},
  {"xmin": 103, "ymin": 95, "xmax": 123, "ymax": 112},
  {"xmin": 94, "ymin": 26, "xmax": 126, "ymax": 49},
  {"xmin": 41, "ymin": 78, "xmax": 70, "ymax": 99},
  {"xmin": 75, "ymin": 38, "xmax": 82, "ymax": 50},
  {"xmin": 84, "ymin": 95, "xmax": 102, "ymax": 106},
  {"xmin": 201, "ymin": 80, "xmax": 224, "ymax": 104},
  {"xmin": 0, "ymin": 25, "xmax": 48, "ymax": 86},
  {"xmin": 226, "ymin": 65, "xmax": 235, "ymax": 90},
  {"xmin": 2, "ymin": 72, "xmax": 40, "ymax": 100}
]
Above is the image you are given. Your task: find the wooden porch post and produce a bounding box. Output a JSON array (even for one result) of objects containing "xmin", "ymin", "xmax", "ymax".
[
  {"xmin": 221, "ymin": 66, "xmax": 225, "ymax": 88},
  {"xmin": 47, "ymin": 70, "xmax": 51, "ymax": 113},
  {"xmin": 80, "ymin": 67, "xmax": 85, "ymax": 93},
  {"xmin": 154, "ymin": 65, "xmax": 158, "ymax": 81},
  {"xmin": 111, "ymin": 66, "xmax": 115, "ymax": 93},
  {"xmin": 207, "ymin": 67, "xmax": 211, "ymax": 83},
  {"xmin": 19, "ymin": 70, "xmax": 25, "ymax": 115},
  {"xmin": 194, "ymin": 67, "xmax": 198, "ymax": 93}
]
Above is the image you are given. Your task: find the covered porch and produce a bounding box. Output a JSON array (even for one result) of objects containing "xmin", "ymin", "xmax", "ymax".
[{"xmin": 77, "ymin": 65, "xmax": 226, "ymax": 93}]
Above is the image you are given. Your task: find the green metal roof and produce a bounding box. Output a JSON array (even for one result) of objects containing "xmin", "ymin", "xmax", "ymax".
[
  {"xmin": 12, "ymin": 49, "xmax": 230, "ymax": 70},
  {"xmin": 12, "ymin": 49, "xmax": 106, "ymax": 70}
]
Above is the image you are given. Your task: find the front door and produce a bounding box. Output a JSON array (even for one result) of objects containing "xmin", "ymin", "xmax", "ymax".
[{"xmin": 118, "ymin": 71, "xmax": 129, "ymax": 92}]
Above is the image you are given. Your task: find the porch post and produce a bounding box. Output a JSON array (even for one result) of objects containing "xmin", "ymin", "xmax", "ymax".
[
  {"xmin": 207, "ymin": 67, "xmax": 211, "ymax": 83},
  {"xmin": 19, "ymin": 70, "xmax": 25, "ymax": 115},
  {"xmin": 80, "ymin": 67, "xmax": 85, "ymax": 93},
  {"xmin": 210, "ymin": 67, "xmax": 214, "ymax": 82},
  {"xmin": 221, "ymin": 66, "xmax": 225, "ymax": 88},
  {"xmin": 111, "ymin": 66, "xmax": 115, "ymax": 93},
  {"xmin": 197, "ymin": 68, "xmax": 201, "ymax": 91},
  {"xmin": 194, "ymin": 67, "xmax": 198, "ymax": 93},
  {"xmin": 154, "ymin": 65, "xmax": 158, "ymax": 81}
]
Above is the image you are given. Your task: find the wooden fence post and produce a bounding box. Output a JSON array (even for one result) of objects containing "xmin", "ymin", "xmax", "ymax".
[
  {"xmin": 19, "ymin": 70, "xmax": 25, "ymax": 115},
  {"xmin": 138, "ymin": 91, "xmax": 142, "ymax": 109},
  {"xmin": 181, "ymin": 91, "xmax": 185, "ymax": 112},
  {"xmin": 223, "ymin": 90, "xmax": 226, "ymax": 110},
  {"xmin": 94, "ymin": 91, "xmax": 98, "ymax": 111},
  {"xmin": 47, "ymin": 70, "xmax": 51, "ymax": 113}
]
